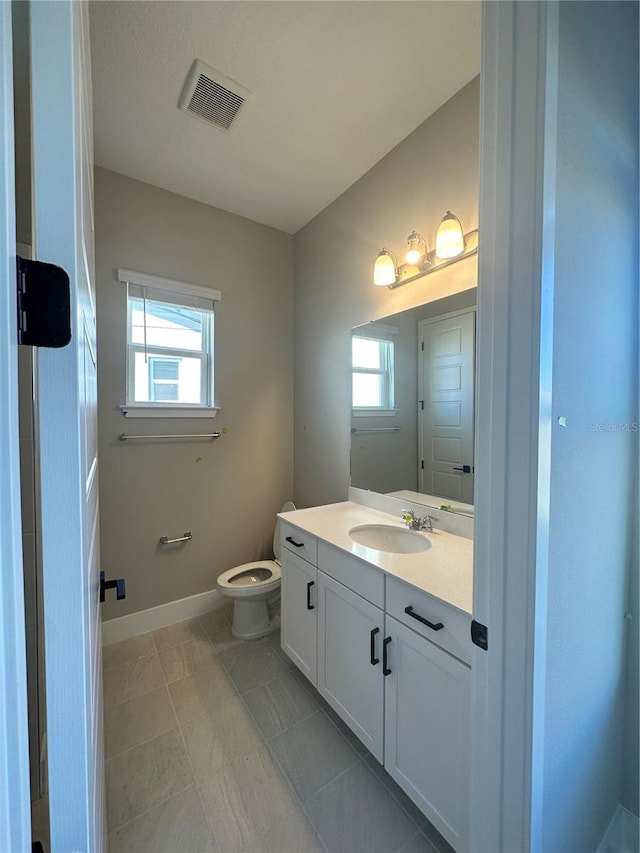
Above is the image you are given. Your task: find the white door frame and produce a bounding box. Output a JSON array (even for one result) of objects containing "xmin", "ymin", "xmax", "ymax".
[
  {"xmin": 470, "ymin": 2, "xmax": 558, "ymax": 851},
  {"xmin": 0, "ymin": 3, "xmax": 32, "ymax": 850},
  {"xmin": 31, "ymin": 2, "xmax": 105, "ymax": 849}
]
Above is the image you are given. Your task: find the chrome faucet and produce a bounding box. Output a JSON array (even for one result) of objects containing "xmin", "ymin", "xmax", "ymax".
[{"xmin": 401, "ymin": 509, "xmax": 433, "ymax": 532}]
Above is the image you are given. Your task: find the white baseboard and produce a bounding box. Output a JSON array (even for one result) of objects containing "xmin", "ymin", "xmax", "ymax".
[
  {"xmin": 102, "ymin": 588, "xmax": 227, "ymax": 646},
  {"xmin": 597, "ymin": 805, "xmax": 640, "ymax": 853}
]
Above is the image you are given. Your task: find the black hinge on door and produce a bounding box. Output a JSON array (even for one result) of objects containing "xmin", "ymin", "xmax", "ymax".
[
  {"xmin": 421, "ymin": 460, "xmax": 424, "ymax": 469},
  {"xmin": 16, "ymin": 256, "xmax": 71, "ymax": 347},
  {"xmin": 421, "ymin": 341, "xmax": 424, "ymax": 351},
  {"xmin": 419, "ymin": 400, "xmax": 424, "ymax": 410},
  {"xmin": 471, "ymin": 620, "xmax": 488, "ymax": 650},
  {"xmin": 100, "ymin": 571, "xmax": 126, "ymax": 603}
]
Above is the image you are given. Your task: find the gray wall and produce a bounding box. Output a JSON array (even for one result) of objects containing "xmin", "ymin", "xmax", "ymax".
[
  {"xmin": 541, "ymin": 3, "xmax": 639, "ymax": 848},
  {"xmin": 95, "ymin": 168, "xmax": 294, "ymax": 620},
  {"xmin": 293, "ymin": 78, "xmax": 479, "ymax": 508}
]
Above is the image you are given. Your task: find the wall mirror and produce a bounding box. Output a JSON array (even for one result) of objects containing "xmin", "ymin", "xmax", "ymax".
[{"xmin": 350, "ymin": 288, "xmax": 477, "ymax": 516}]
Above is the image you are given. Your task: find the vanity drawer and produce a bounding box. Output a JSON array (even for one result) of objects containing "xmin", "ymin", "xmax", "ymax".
[
  {"xmin": 386, "ymin": 576, "xmax": 471, "ymax": 665},
  {"xmin": 318, "ymin": 541, "xmax": 384, "ymax": 609},
  {"xmin": 281, "ymin": 522, "xmax": 318, "ymax": 567}
]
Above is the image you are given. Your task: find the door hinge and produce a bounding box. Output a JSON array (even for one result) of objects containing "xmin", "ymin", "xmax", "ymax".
[
  {"xmin": 471, "ymin": 620, "xmax": 488, "ymax": 650},
  {"xmin": 421, "ymin": 341, "xmax": 424, "ymax": 351},
  {"xmin": 419, "ymin": 400, "xmax": 424, "ymax": 410},
  {"xmin": 421, "ymin": 459, "xmax": 424, "ymax": 469},
  {"xmin": 16, "ymin": 256, "xmax": 71, "ymax": 348}
]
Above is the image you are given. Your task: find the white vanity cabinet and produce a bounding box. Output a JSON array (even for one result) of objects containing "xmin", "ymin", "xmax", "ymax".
[
  {"xmin": 384, "ymin": 613, "xmax": 471, "ymax": 851},
  {"xmin": 384, "ymin": 576, "xmax": 471, "ymax": 850},
  {"xmin": 316, "ymin": 543, "xmax": 385, "ymax": 762},
  {"xmin": 280, "ymin": 518, "xmax": 472, "ymax": 852},
  {"xmin": 280, "ymin": 522, "xmax": 318, "ymax": 685}
]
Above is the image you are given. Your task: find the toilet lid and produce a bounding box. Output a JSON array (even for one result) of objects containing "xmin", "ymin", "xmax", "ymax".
[{"xmin": 274, "ymin": 501, "xmax": 296, "ymax": 562}]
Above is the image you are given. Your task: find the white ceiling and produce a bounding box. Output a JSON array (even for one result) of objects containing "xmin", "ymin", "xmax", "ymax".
[{"xmin": 90, "ymin": 1, "xmax": 481, "ymax": 234}]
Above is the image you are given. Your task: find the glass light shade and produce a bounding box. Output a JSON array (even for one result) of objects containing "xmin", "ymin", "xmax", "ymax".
[
  {"xmin": 373, "ymin": 249, "xmax": 397, "ymax": 286},
  {"xmin": 405, "ymin": 231, "xmax": 426, "ymax": 265},
  {"xmin": 435, "ymin": 211, "xmax": 465, "ymax": 259}
]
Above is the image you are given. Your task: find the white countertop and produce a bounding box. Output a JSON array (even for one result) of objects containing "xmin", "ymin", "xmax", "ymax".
[{"xmin": 279, "ymin": 501, "xmax": 473, "ymax": 615}]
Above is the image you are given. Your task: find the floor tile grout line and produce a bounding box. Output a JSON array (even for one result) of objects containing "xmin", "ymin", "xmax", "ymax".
[
  {"xmin": 155, "ymin": 628, "xmax": 218, "ymax": 662},
  {"xmin": 106, "ymin": 780, "xmax": 196, "ymax": 838},
  {"xmin": 104, "ymin": 694, "xmax": 177, "ymax": 761},
  {"xmin": 257, "ymin": 704, "xmax": 365, "ymax": 852},
  {"xmin": 104, "ymin": 658, "xmax": 165, "ymax": 710},
  {"xmin": 362, "ymin": 757, "xmax": 432, "ymax": 834},
  {"xmin": 163, "ymin": 657, "xmax": 220, "ymax": 853}
]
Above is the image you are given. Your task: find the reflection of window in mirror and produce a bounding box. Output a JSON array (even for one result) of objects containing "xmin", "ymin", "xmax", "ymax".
[{"xmin": 352, "ymin": 333, "xmax": 396, "ymax": 415}]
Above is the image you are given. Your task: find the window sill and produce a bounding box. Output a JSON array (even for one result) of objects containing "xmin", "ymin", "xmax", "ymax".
[
  {"xmin": 120, "ymin": 404, "xmax": 220, "ymax": 419},
  {"xmin": 352, "ymin": 408, "xmax": 399, "ymax": 418}
]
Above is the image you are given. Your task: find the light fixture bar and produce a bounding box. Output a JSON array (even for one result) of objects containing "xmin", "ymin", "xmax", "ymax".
[{"xmin": 387, "ymin": 228, "xmax": 478, "ymax": 290}]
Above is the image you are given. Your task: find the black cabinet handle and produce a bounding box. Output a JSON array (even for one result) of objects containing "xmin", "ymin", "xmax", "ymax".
[
  {"xmin": 370, "ymin": 627, "xmax": 380, "ymax": 665},
  {"xmin": 306, "ymin": 580, "xmax": 315, "ymax": 610},
  {"xmin": 383, "ymin": 636, "xmax": 392, "ymax": 676},
  {"xmin": 286, "ymin": 536, "xmax": 305, "ymax": 548},
  {"xmin": 99, "ymin": 570, "xmax": 126, "ymax": 603},
  {"xmin": 404, "ymin": 605, "xmax": 443, "ymax": 631}
]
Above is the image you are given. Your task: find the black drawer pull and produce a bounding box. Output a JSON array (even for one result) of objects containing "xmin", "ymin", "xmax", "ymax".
[
  {"xmin": 383, "ymin": 636, "xmax": 392, "ymax": 676},
  {"xmin": 286, "ymin": 536, "xmax": 305, "ymax": 548},
  {"xmin": 404, "ymin": 605, "xmax": 444, "ymax": 632},
  {"xmin": 370, "ymin": 627, "xmax": 380, "ymax": 666},
  {"xmin": 306, "ymin": 580, "xmax": 315, "ymax": 610}
]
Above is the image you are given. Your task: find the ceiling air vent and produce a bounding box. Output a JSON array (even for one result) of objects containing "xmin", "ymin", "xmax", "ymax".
[{"xmin": 178, "ymin": 60, "xmax": 252, "ymax": 133}]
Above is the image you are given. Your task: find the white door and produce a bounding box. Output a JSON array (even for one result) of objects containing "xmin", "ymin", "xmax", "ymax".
[
  {"xmin": 419, "ymin": 310, "xmax": 475, "ymax": 504},
  {"xmin": 317, "ymin": 572, "xmax": 384, "ymax": 762},
  {"xmin": 0, "ymin": 4, "xmax": 32, "ymax": 850},
  {"xmin": 281, "ymin": 550, "xmax": 318, "ymax": 685},
  {"xmin": 31, "ymin": 3, "xmax": 105, "ymax": 850},
  {"xmin": 384, "ymin": 615, "xmax": 471, "ymax": 852}
]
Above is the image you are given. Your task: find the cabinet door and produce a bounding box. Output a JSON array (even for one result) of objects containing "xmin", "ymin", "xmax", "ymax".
[
  {"xmin": 317, "ymin": 572, "xmax": 384, "ymax": 762},
  {"xmin": 384, "ymin": 615, "xmax": 471, "ymax": 852},
  {"xmin": 281, "ymin": 550, "xmax": 317, "ymax": 685}
]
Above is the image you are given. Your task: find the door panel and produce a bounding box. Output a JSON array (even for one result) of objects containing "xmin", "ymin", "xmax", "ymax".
[
  {"xmin": 281, "ymin": 550, "xmax": 317, "ymax": 685},
  {"xmin": 419, "ymin": 311, "xmax": 475, "ymax": 503},
  {"xmin": 317, "ymin": 572, "xmax": 384, "ymax": 761},
  {"xmin": 0, "ymin": 3, "xmax": 32, "ymax": 848},
  {"xmin": 384, "ymin": 616, "xmax": 471, "ymax": 852},
  {"xmin": 31, "ymin": 2, "xmax": 105, "ymax": 848}
]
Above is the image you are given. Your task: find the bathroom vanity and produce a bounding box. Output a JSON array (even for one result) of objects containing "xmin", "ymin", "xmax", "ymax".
[{"xmin": 279, "ymin": 500, "xmax": 473, "ymax": 852}]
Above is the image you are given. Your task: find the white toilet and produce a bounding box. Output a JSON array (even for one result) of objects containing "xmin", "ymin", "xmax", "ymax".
[{"xmin": 216, "ymin": 502, "xmax": 295, "ymax": 640}]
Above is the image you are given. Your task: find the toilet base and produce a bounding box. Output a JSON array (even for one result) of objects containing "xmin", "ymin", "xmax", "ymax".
[{"xmin": 230, "ymin": 598, "xmax": 277, "ymax": 640}]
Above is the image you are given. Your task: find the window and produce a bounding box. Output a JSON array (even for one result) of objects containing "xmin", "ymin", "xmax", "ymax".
[
  {"xmin": 119, "ymin": 269, "xmax": 221, "ymax": 417},
  {"xmin": 148, "ymin": 357, "xmax": 180, "ymax": 402},
  {"xmin": 352, "ymin": 334, "xmax": 396, "ymax": 414}
]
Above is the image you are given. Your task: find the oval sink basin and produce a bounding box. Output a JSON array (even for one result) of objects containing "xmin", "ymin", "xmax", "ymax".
[{"xmin": 348, "ymin": 524, "xmax": 431, "ymax": 554}]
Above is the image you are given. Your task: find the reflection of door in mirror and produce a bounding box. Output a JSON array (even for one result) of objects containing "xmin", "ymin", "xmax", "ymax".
[
  {"xmin": 350, "ymin": 289, "xmax": 477, "ymax": 516},
  {"xmin": 418, "ymin": 310, "xmax": 475, "ymax": 504}
]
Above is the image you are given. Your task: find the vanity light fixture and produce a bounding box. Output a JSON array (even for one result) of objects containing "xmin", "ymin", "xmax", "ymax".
[
  {"xmin": 373, "ymin": 211, "xmax": 478, "ymax": 290},
  {"xmin": 373, "ymin": 248, "xmax": 399, "ymax": 287},
  {"xmin": 435, "ymin": 211, "xmax": 465, "ymax": 259},
  {"xmin": 405, "ymin": 231, "xmax": 427, "ymax": 265}
]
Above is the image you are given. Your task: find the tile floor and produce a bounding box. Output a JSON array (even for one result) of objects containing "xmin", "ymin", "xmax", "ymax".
[{"xmin": 104, "ymin": 606, "xmax": 454, "ymax": 853}]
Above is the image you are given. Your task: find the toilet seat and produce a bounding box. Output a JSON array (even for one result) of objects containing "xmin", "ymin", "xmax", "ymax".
[{"xmin": 216, "ymin": 559, "xmax": 281, "ymax": 598}]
